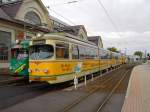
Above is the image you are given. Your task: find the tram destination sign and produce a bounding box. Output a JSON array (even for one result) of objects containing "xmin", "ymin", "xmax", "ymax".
[{"xmin": 33, "ymin": 40, "xmax": 45, "ymax": 45}]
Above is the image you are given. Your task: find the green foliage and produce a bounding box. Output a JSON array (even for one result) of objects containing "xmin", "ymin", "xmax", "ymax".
[
  {"xmin": 107, "ymin": 47, "xmax": 120, "ymax": 53},
  {"xmin": 134, "ymin": 51, "xmax": 143, "ymax": 58}
]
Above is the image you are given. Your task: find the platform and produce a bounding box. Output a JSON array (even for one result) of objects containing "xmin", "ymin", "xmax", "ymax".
[{"xmin": 122, "ymin": 63, "xmax": 150, "ymax": 112}]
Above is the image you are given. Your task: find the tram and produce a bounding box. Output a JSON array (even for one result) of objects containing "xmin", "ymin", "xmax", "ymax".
[
  {"xmin": 29, "ymin": 33, "xmax": 126, "ymax": 84},
  {"xmin": 9, "ymin": 40, "xmax": 29, "ymax": 79}
]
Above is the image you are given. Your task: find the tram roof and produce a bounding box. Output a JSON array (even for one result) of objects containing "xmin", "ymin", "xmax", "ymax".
[{"xmin": 32, "ymin": 32, "xmax": 98, "ymax": 47}]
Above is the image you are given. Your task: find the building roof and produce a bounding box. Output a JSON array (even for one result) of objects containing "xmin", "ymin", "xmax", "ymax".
[
  {"xmin": 0, "ymin": 0, "xmax": 50, "ymax": 33},
  {"xmin": 0, "ymin": 8, "xmax": 11, "ymax": 20},
  {"xmin": 50, "ymin": 15, "xmax": 69, "ymax": 26},
  {"xmin": 88, "ymin": 36, "xmax": 103, "ymax": 48},
  {"xmin": 88, "ymin": 36, "xmax": 100, "ymax": 45},
  {"xmin": 0, "ymin": 0, "xmax": 22, "ymax": 18},
  {"xmin": 55, "ymin": 25, "xmax": 87, "ymax": 36}
]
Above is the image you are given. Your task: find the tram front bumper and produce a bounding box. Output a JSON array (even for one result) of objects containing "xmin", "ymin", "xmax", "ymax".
[{"xmin": 29, "ymin": 76, "xmax": 57, "ymax": 82}]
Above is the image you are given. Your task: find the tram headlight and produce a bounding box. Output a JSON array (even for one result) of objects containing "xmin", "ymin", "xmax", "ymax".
[
  {"xmin": 28, "ymin": 69, "xmax": 32, "ymax": 73},
  {"xmin": 44, "ymin": 69, "xmax": 49, "ymax": 73}
]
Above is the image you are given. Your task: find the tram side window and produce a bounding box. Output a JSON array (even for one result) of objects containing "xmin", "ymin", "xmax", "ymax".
[
  {"xmin": 85, "ymin": 47, "xmax": 90, "ymax": 59},
  {"xmin": 11, "ymin": 49, "xmax": 28, "ymax": 60},
  {"xmin": 109, "ymin": 52, "xmax": 112, "ymax": 59},
  {"xmin": 100, "ymin": 50, "xmax": 108, "ymax": 59},
  {"xmin": 112, "ymin": 53, "xmax": 118, "ymax": 59},
  {"xmin": 91, "ymin": 48, "xmax": 98, "ymax": 59},
  {"xmin": 78, "ymin": 46, "xmax": 86, "ymax": 59},
  {"xmin": 56, "ymin": 43, "xmax": 69, "ymax": 59},
  {"xmin": 72, "ymin": 45, "xmax": 79, "ymax": 59}
]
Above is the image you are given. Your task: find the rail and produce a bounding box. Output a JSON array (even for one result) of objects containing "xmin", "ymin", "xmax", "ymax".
[
  {"xmin": 96, "ymin": 69, "xmax": 131, "ymax": 112},
  {"xmin": 58, "ymin": 65, "xmax": 132, "ymax": 112}
]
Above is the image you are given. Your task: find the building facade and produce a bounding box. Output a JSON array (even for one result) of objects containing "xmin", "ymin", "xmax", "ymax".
[
  {"xmin": 88, "ymin": 36, "xmax": 103, "ymax": 48},
  {"xmin": 0, "ymin": 0, "xmax": 52, "ymax": 69},
  {"xmin": 0, "ymin": 0, "xmax": 104, "ymax": 71}
]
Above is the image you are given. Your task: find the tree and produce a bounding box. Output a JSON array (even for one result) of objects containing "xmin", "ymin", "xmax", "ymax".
[
  {"xmin": 107, "ymin": 47, "xmax": 120, "ymax": 53},
  {"xmin": 134, "ymin": 51, "xmax": 143, "ymax": 58}
]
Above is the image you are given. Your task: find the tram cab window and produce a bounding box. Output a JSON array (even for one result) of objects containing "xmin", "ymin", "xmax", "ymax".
[
  {"xmin": 56, "ymin": 43, "xmax": 69, "ymax": 59},
  {"xmin": 11, "ymin": 48, "xmax": 28, "ymax": 60},
  {"xmin": 72, "ymin": 45, "xmax": 79, "ymax": 59},
  {"xmin": 30, "ymin": 45, "xmax": 54, "ymax": 60}
]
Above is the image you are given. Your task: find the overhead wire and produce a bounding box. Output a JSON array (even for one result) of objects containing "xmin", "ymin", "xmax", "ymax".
[
  {"xmin": 47, "ymin": 0, "xmax": 77, "ymax": 25},
  {"xmin": 47, "ymin": 0, "xmax": 95, "ymax": 35},
  {"xmin": 47, "ymin": 7, "xmax": 76, "ymax": 25},
  {"xmin": 96, "ymin": 0, "xmax": 122, "ymax": 40},
  {"xmin": 47, "ymin": 0, "xmax": 122, "ymax": 37},
  {"xmin": 49, "ymin": 0, "xmax": 85, "ymax": 6}
]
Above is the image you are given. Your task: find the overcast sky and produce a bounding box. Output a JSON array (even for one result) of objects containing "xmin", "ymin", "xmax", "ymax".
[{"xmin": 42, "ymin": 0, "xmax": 150, "ymax": 55}]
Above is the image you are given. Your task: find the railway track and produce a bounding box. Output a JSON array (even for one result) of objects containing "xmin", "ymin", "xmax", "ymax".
[
  {"xmin": 96, "ymin": 69, "xmax": 132, "ymax": 112},
  {"xmin": 0, "ymin": 64, "xmax": 134, "ymax": 111},
  {"xmin": 58, "ymin": 65, "xmax": 134, "ymax": 112}
]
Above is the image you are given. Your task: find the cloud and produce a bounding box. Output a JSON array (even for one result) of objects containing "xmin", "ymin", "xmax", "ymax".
[
  {"xmin": 42, "ymin": 0, "xmax": 150, "ymax": 55},
  {"xmin": 101, "ymin": 31, "xmax": 150, "ymax": 54}
]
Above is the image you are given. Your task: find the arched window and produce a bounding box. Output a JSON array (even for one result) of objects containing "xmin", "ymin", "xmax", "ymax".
[{"xmin": 24, "ymin": 11, "xmax": 41, "ymax": 25}]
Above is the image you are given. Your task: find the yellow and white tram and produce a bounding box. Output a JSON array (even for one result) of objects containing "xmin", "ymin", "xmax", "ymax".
[{"xmin": 29, "ymin": 33, "xmax": 125, "ymax": 84}]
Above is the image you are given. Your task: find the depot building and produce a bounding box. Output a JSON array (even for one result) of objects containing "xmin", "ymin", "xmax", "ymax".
[
  {"xmin": 0, "ymin": 0, "xmax": 104, "ymax": 71},
  {"xmin": 0, "ymin": 0, "xmax": 52, "ymax": 68}
]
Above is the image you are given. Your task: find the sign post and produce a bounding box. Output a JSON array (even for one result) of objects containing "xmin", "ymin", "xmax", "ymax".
[
  {"xmin": 91, "ymin": 74, "xmax": 94, "ymax": 81},
  {"xmin": 74, "ymin": 75, "xmax": 78, "ymax": 90},
  {"xmin": 74, "ymin": 62, "xmax": 82, "ymax": 90},
  {"xmin": 84, "ymin": 75, "xmax": 87, "ymax": 86}
]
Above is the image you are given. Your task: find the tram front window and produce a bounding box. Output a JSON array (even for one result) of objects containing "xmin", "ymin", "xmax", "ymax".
[
  {"xmin": 30, "ymin": 45, "xmax": 54, "ymax": 60},
  {"xmin": 11, "ymin": 48, "xmax": 28, "ymax": 60}
]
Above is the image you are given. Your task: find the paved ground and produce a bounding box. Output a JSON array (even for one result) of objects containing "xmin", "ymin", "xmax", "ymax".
[
  {"xmin": 0, "ymin": 68, "xmax": 23, "ymax": 86},
  {"xmin": 122, "ymin": 63, "xmax": 150, "ymax": 112},
  {"xmin": 0, "ymin": 65, "xmax": 132, "ymax": 112},
  {"xmin": 0, "ymin": 62, "xmax": 9, "ymax": 75},
  {"xmin": 0, "ymin": 75, "xmax": 11, "ymax": 81},
  {"xmin": 0, "ymin": 63, "xmax": 11, "ymax": 82}
]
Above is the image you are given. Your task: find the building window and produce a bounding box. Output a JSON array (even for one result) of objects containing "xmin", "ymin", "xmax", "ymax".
[
  {"xmin": 56, "ymin": 43, "xmax": 69, "ymax": 59},
  {"xmin": 0, "ymin": 31, "xmax": 11, "ymax": 61},
  {"xmin": 24, "ymin": 11, "xmax": 41, "ymax": 25}
]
